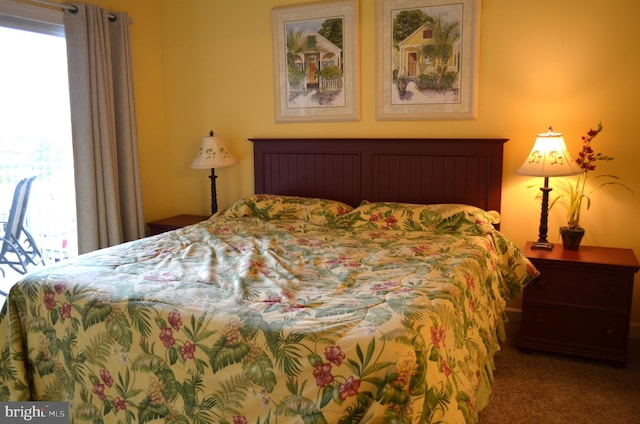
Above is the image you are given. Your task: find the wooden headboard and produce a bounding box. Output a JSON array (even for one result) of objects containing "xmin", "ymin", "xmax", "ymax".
[{"xmin": 250, "ymin": 138, "xmax": 507, "ymax": 212}]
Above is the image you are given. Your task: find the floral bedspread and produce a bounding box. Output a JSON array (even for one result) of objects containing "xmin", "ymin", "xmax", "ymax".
[{"xmin": 0, "ymin": 196, "xmax": 538, "ymax": 423}]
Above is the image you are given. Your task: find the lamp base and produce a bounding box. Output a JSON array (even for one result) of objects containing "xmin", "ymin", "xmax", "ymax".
[
  {"xmin": 208, "ymin": 168, "xmax": 218, "ymax": 215},
  {"xmin": 530, "ymin": 177, "xmax": 553, "ymax": 251},
  {"xmin": 530, "ymin": 240, "xmax": 554, "ymax": 250}
]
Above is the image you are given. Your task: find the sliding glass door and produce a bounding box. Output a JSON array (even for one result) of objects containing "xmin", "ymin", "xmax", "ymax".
[{"xmin": 0, "ymin": 9, "xmax": 77, "ymax": 289}]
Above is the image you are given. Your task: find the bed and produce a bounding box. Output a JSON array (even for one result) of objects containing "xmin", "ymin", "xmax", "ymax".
[{"xmin": 0, "ymin": 138, "xmax": 538, "ymax": 423}]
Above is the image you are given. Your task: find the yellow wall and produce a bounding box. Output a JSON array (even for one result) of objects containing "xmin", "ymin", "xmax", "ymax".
[{"xmin": 83, "ymin": 0, "xmax": 640, "ymax": 325}]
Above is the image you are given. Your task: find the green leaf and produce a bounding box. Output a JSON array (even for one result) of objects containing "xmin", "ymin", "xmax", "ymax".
[
  {"xmin": 84, "ymin": 331, "xmax": 113, "ymax": 369},
  {"xmin": 307, "ymin": 353, "xmax": 322, "ymax": 366},
  {"xmin": 115, "ymin": 368, "xmax": 143, "ymax": 399},
  {"xmin": 208, "ymin": 336, "xmax": 250, "ymax": 372},
  {"xmin": 127, "ymin": 302, "xmax": 154, "ymax": 338},
  {"xmin": 106, "ymin": 312, "xmax": 133, "ymax": 350},
  {"xmin": 179, "ymin": 380, "xmax": 197, "ymax": 415},
  {"xmin": 0, "ymin": 384, "xmax": 10, "ymax": 401},
  {"xmin": 27, "ymin": 316, "xmax": 49, "ymax": 333},
  {"xmin": 50, "ymin": 307, "xmax": 59, "ymax": 325},
  {"xmin": 35, "ymin": 354, "xmax": 55, "ymax": 376},
  {"xmin": 302, "ymin": 412, "xmax": 329, "ymax": 424},
  {"xmin": 360, "ymin": 361, "xmax": 395, "ymax": 379},
  {"xmin": 364, "ymin": 339, "xmax": 375, "ymax": 367},
  {"xmin": 131, "ymin": 353, "xmax": 167, "ymax": 372},
  {"xmin": 156, "ymin": 368, "xmax": 178, "ymax": 402},
  {"xmin": 74, "ymin": 401, "xmax": 102, "ymax": 422},
  {"xmin": 409, "ymin": 351, "xmax": 427, "ymax": 396},
  {"xmin": 168, "ymin": 346, "xmax": 178, "ymax": 365},
  {"xmin": 377, "ymin": 380, "xmax": 410, "ymax": 405},
  {"xmin": 184, "ymin": 312, "xmax": 217, "ymax": 343},
  {"xmin": 275, "ymin": 332, "xmax": 305, "ymax": 376},
  {"xmin": 285, "ymin": 375, "xmax": 298, "ymax": 395},
  {"xmin": 435, "ymin": 211, "xmax": 465, "ymax": 232},
  {"xmin": 81, "ymin": 301, "xmax": 112, "ymax": 330},
  {"xmin": 243, "ymin": 351, "xmax": 277, "ymax": 392},
  {"xmin": 429, "ymin": 345, "xmax": 439, "ymax": 361},
  {"xmin": 363, "ymin": 306, "xmax": 392, "ymax": 326},
  {"xmin": 138, "ymin": 396, "xmax": 170, "ymax": 424},
  {"xmin": 355, "ymin": 343, "xmax": 364, "ymax": 364},
  {"xmin": 166, "ymin": 415, "xmax": 191, "ymax": 424},
  {"xmin": 278, "ymin": 394, "xmax": 323, "ymax": 419},
  {"xmin": 238, "ymin": 310, "xmax": 266, "ymax": 339},
  {"xmin": 320, "ymin": 384, "xmax": 334, "ymax": 408},
  {"xmin": 102, "ymin": 399, "xmax": 113, "ymax": 415}
]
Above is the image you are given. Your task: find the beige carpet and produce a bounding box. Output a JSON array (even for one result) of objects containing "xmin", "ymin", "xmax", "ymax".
[{"xmin": 478, "ymin": 322, "xmax": 640, "ymax": 424}]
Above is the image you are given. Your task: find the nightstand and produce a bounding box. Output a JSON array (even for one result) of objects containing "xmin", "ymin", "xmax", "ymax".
[
  {"xmin": 519, "ymin": 242, "xmax": 639, "ymax": 366},
  {"xmin": 147, "ymin": 214, "xmax": 209, "ymax": 236}
]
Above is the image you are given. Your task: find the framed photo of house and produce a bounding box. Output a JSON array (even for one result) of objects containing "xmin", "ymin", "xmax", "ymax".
[
  {"xmin": 376, "ymin": 0, "xmax": 481, "ymax": 120},
  {"xmin": 272, "ymin": 0, "xmax": 360, "ymax": 122}
]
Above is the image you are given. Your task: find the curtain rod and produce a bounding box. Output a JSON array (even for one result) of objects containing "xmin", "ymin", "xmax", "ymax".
[{"xmin": 30, "ymin": 0, "xmax": 127, "ymax": 22}]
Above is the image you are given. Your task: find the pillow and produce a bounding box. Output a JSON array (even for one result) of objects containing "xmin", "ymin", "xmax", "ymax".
[
  {"xmin": 220, "ymin": 194, "xmax": 353, "ymax": 225},
  {"xmin": 334, "ymin": 201, "xmax": 496, "ymax": 235}
]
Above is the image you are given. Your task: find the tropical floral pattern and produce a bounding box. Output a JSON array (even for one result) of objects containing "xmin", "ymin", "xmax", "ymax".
[{"xmin": 0, "ymin": 196, "xmax": 538, "ymax": 424}]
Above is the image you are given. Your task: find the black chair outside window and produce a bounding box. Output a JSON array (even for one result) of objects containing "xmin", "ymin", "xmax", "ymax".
[{"xmin": 0, "ymin": 176, "xmax": 45, "ymax": 284}]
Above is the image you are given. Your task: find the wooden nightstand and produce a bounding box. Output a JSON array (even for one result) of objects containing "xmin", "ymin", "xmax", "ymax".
[
  {"xmin": 147, "ymin": 214, "xmax": 209, "ymax": 236},
  {"xmin": 519, "ymin": 242, "xmax": 639, "ymax": 366}
]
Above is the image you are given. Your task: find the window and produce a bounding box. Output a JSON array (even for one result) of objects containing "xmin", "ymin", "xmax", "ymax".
[
  {"xmin": 307, "ymin": 35, "xmax": 316, "ymax": 48},
  {"xmin": 0, "ymin": 4, "xmax": 77, "ymax": 275}
]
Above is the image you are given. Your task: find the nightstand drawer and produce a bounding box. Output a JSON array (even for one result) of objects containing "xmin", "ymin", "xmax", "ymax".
[
  {"xmin": 521, "ymin": 305, "xmax": 629, "ymax": 355},
  {"xmin": 524, "ymin": 267, "xmax": 633, "ymax": 311}
]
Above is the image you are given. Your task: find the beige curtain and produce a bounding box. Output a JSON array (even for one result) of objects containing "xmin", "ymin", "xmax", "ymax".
[{"xmin": 63, "ymin": 3, "xmax": 144, "ymax": 254}]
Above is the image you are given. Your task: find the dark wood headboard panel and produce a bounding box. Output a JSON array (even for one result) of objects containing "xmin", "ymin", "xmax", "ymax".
[{"xmin": 250, "ymin": 138, "xmax": 507, "ymax": 212}]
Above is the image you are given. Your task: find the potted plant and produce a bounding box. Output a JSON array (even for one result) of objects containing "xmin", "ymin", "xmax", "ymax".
[{"xmin": 552, "ymin": 123, "xmax": 633, "ymax": 250}]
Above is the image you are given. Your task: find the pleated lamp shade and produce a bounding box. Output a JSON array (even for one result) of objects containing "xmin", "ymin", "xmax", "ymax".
[
  {"xmin": 191, "ymin": 132, "xmax": 238, "ymax": 169},
  {"xmin": 516, "ymin": 128, "xmax": 579, "ymax": 177}
]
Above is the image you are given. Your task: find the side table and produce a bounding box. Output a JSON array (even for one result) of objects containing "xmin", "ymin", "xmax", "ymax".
[
  {"xmin": 519, "ymin": 242, "xmax": 639, "ymax": 366},
  {"xmin": 147, "ymin": 214, "xmax": 209, "ymax": 236}
]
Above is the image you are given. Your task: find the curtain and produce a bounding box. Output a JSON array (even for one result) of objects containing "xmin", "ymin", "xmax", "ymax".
[{"xmin": 63, "ymin": 3, "xmax": 144, "ymax": 254}]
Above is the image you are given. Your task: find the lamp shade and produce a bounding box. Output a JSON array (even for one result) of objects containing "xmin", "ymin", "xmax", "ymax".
[
  {"xmin": 516, "ymin": 128, "xmax": 580, "ymax": 177},
  {"xmin": 191, "ymin": 132, "xmax": 238, "ymax": 169}
]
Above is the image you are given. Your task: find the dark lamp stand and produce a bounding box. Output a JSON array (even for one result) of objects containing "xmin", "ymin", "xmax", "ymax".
[
  {"xmin": 531, "ymin": 176, "xmax": 553, "ymax": 250},
  {"xmin": 208, "ymin": 168, "xmax": 218, "ymax": 215}
]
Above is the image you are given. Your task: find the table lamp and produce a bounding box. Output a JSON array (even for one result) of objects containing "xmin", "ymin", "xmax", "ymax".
[
  {"xmin": 191, "ymin": 131, "xmax": 238, "ymax": 215},
  {"xmin": 516, "ymin": 127, "xmax": 580, "ymax": 250}
]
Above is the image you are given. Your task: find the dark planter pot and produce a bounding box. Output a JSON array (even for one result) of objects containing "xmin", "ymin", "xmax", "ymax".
[{"xmin": 560, "ymin": 226, "xmax": 585, "ymax": 251}]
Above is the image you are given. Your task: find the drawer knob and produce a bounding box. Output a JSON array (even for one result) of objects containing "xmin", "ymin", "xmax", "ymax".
[
  {"xmin": 535, "ymin": 278, "xmax": 546, "ymax": 287},
  {"xmin": 607, "ymin": 285, "xmax": 619, "ymax": 294},
  {"xmin": 534, "ymin": 316, "xmax": 544, "ymax": 324},
  {"xmin": 604, "ymin": 326, "xmax": 615, "ymax": 336}
]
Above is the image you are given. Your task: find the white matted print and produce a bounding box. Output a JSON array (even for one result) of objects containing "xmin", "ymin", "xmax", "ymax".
[
  {"xmin": 272, "ymin": 0, "xmax": 360, "ymax": 122},
  {"xmin": 377, "ymin": 0, "xmax": 481, "ymax": 120}
]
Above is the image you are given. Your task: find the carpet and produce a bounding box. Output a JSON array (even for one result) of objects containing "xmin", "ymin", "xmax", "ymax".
[{"xmin": 478, "ymin": 323, "xmax": 640, "ymax": 424}]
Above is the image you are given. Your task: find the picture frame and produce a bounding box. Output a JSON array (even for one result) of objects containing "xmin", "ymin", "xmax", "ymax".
[
  {"xmin": 376, "ymin": 0, "xmax": 481, "ymax": 120},
  {"xmin": 272, "ymin": 0, "xmax": 360, "ymax": 123}
]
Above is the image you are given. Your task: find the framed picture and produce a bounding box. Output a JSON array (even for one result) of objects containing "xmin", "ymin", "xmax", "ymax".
[
  {"xmin": 376, "ymin": 0, "xmax": 481, "ymax": 120},
  {"xmin": 272, "ymin": 0, "xmax": 360, "ymax": 122}
]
